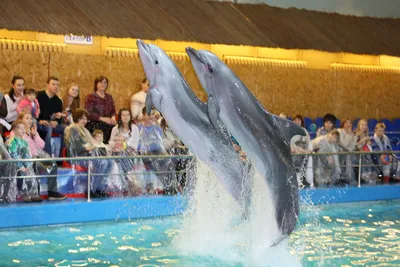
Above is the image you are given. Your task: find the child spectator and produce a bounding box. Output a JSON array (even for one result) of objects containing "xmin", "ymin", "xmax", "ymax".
[
  {"xmin": 338, "ymin": 117, "xmax": 358, "ymax": 182},
  {"xmin": 354, "ymin": 119, "xmax": 377, "ymax": 184},
  {"xmin": 279, "ymin": 113, "xmax": 288, "ymax": 119},
  {"xmin": 17, "ymin": 88, "xmax": 40, "ymax": 123},
  {"xmin": 6, "ymin": 120, "xmax": 42, "ymax": 202},
  {"xmin": 138, "ymin": 107, "xmax": 174, "ymax": 194},
  {"xmin": 312, "ymin": 129, "xmax": 342, "ymax": 187},
  {"xmin": 291, "ymin": 115, "xmax": 314, "ymax": 188},
  {"xmin": 92, "ymin": 129, "xmax": 111, "ymax": 154},
  {"xmin": 10, "ymin": 113, "xmax": 66, "ymax": 201},
  {"xmin": 0, "ymin": 135, "xmax": 17, "ymax": 203},
  {"xmin": 371, "ymin": 122, "xmax": 398, "ymax": 183}
]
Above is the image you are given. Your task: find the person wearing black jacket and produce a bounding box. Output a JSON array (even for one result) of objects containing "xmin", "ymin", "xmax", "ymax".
[{"xmin": 37, "ymin": 77, "xmax": 67, "ymax": 156}]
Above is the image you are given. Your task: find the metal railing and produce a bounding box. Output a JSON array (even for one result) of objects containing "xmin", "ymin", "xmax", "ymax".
[{"xmin": 0, "ymin": 151, "xmax": 398, "ymax": 202}]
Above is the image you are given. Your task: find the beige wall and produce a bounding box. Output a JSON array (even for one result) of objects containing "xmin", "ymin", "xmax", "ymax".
[{"xmin": 0, "ymin": 49, "xmax": 398, "ymax": 120}]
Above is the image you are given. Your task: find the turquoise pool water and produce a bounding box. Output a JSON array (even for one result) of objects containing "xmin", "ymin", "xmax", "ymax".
[{"xmin": 0, "ymin": 200, "xmax": 399, "ymax": 267}]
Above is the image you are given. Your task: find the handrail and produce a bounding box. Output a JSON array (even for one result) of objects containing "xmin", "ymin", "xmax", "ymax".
[
  {"xmin": 0, "ymin": 150, "xmax": 398, "ymax": 164},
  {"xmin": 293, "ymin": 150, "xmax": 400, "ymax": 156},
  {"xmin": 0, "ymin": 154, "xmax": 195, "ymax": 164}
]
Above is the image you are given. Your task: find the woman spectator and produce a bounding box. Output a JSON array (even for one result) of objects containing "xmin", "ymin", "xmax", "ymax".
[
  {"xmin": 64, "ymin": 108, "xmax": 113, "ymax": 198},
  {"xmin": 62, "ymin": 83, "xmax": 80, "ymax": 125},
  {"xmin": 85, "ymin": 76, "xmax": 116, "ymax": 143},
  {"xmin": 10, "ymin": 113, "xmax": 66, "ymax": 201},
  {"xmin": 109, "ymin": 108, "xmax": 139, "ymax": 151},
  {"xmin": 355, "ymin": 119, "xmax": 376, "ymax": 183},
  {"xmin": 130, "ymin": 78, "xmax": 149, "ymax": 121},
  {"xmin": 109, "ymin": 108, "xmax": 141, "ymax": 195},
  {"xmin": 291, "ymin": 115, "xmax": 314, "ymax": 188},
  {"xmin": 1, "ymin": 76, "xmax": 25, "ymax": 133},
  {"xmin": 338, "ymin": 118, "xmax": 358, "ymax": 182}
]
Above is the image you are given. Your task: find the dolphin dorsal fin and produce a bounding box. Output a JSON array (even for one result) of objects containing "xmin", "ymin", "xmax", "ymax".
[{"xmin": 273, "ymin": 115, "xmax": 306, "ymax": 143}]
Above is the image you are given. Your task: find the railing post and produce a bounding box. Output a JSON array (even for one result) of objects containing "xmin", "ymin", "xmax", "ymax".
[
  {"xmin": 87, "ymin": 161, "xmax": 92, "ymax": 202},
  {"xmin": 357, "ymin": 154, "xmax": 362, "ymax": 188}
]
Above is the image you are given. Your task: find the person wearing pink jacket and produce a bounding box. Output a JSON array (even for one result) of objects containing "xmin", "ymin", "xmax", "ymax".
[
  {"xmin": 17, "ymin": 89, "xmax": 40, "ymax": 122},
  {"xmin": 10, "ymin": 113, "xmax": 66, "ymax": 201}
]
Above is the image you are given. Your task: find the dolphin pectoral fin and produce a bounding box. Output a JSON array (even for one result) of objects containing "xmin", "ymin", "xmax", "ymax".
[
  {"xmin": 146, "ymin": 90, "xmax": 163, "ymax": 115},
  {"xmin": 207, "ymin": 95, "xmax": 221, "ymax": 130},
  {"xmin": 145, "ymin": 92, "xmax": 153, "ymax": 115},
  {"xmin": 273, "ymin": 115, "xmax": 307, "ymax": 142}
]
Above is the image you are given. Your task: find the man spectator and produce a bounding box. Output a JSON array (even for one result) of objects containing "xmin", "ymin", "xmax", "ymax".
[{"xmin": 37, "ymin": 76, "xmax": 67, "ymax": 156}]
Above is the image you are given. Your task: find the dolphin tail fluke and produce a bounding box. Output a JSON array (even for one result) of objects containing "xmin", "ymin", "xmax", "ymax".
[{"xmin": 273, "ymin": 115, "xmax": 307, "ymax": 142}]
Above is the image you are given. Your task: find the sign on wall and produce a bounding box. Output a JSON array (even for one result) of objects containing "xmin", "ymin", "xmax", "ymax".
[{"xmin": 64, "ymin": 35, "xmax": 93, "ymax": 45}]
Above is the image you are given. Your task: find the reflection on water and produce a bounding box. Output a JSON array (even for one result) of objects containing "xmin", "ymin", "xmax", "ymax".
[
  {"xmin": 0, "ymin": 201, "xmax": 398, "ymax": 267},
  {"xmin": 290, "ymin": 200, "xmax": 400, "ymax": 267}
]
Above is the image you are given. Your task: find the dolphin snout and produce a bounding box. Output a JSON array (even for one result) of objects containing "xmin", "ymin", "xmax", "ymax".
[
  {"xmin": 186, "ymin": 47, "xmax": 201, "ymax": 62},
  {"xmin": 137, "ymin": 39, "xmax": 151, "ymax": 55},
  {"xmin": 136, "ymin": 39, "xmax": 145, "ymax": 48}
]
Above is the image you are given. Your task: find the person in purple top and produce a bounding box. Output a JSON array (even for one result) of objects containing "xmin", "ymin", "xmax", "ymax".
[{"xmin": 84, "ymin": 76, "xmax": 117, "ymax": 143}]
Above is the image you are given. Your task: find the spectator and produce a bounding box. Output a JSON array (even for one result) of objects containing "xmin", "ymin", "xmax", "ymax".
[
  {"xmin": 338, "ymin": 117, "xmax": 358, "ymax": 182},
  {"xmin": 138, "ymin": 107, "xmax": 175, "ymax": 194},
  {"xmin": 109, "ymin": 108, "xmax": 139, "ymax": 151},
  {"xmin": 355, "ymin": 119, "xmax": 376, "ymax": 183},
  {"xmin": 317, "ymin": 113, "xmax": 337, "ymax": 137},
  {"xmin": 64, "ymin": 108, "xmax": 113, "ymax": 198},
  {"xmin": 17, "ymin": 88, "xmax": 40, "ymax": 123},
  {"xmin": 312, "ymin": 129, "xmax": 342, "ymax": 187},
  {"xmin": 0, "ymin": 135, "xmax": 17, "ymax": 203},
  {"xmin": 131, "ymin": 78, "xmax": 149, "ymax": 121},
  {"xmin": 111, "ymin": 133, "xmax": 141, "ymax": 196},
  {"xmin": 6, "ymin": 120, "xmax": 42, "ymax": 203},
  {"xmin": 92, "ymin": 129, "xmax": 111, "ymax": 154},
  {"xmin": 10, "ymin": 113, "xmax": 66, "ymax": 201},
  {"xmin": 161, "ymin": 118, "xmax": 188, "ymax": 192},
  {"xmin": 1, "ymin": 76, "xmax": 25, "ymax": 133},
  {"xmin": 371, "ymin": 122, "xmax": 398, "ymax": 183},
  {"xmin": 37, "ymin": 76, "xmax": 67, "ymax": 156},
  {"xmin": 291, "ymin": 115, "xmax": 314, "ymax": 188},
  {"xmin": 279, "ymin": 113, "xmax": 288, "ymax": 119},
  {"xmin": 62, "ymin": 83, "xmax": 80, "ymax": 125},
  {"xmin": 85, "ymin": 76, "xmax": 116, "ymax": 143}
]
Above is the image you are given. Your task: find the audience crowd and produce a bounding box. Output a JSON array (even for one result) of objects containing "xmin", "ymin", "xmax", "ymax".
[{"xmin": 0, "ymin": 75, "xmax": 398, "ymax": 204}]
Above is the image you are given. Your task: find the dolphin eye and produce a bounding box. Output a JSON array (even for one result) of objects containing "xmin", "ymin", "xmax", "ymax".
[
  {"xmin": 155, "ymin": 60, "xmax": 159, "ymax": 65},
  {"xmin": 207, "ymin": 63, "xmax": 213, "ymax": 73}
]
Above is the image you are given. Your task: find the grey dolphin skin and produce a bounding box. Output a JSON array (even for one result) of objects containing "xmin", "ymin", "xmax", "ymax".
[
  {"xmin": 136, "ymin": 39, "xmax": 250, "ymax": 212},
  {"xmin": 186, "ymin": 47, "xmax": 307, "ymax": 240}
]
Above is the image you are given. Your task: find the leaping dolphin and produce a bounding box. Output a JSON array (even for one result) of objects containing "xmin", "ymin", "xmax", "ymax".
[
  {"xmin": 186, "ymin": 47, "xmax": 306, "ymax": 241},
  {"xmin": 136, "ymin": 39, "xmax": 250, "ymax": 213}
]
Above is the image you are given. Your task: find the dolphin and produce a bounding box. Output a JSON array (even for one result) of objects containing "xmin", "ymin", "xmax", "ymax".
[
  {"xmin": 186, "ymin": 47, "xmax": 306, "ymax": 241},
  {"xmin": 136, "ymin": 39, "xmax": 250, "ymax": 213}
]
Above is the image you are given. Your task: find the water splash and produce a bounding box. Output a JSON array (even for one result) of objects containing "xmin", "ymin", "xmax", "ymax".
[{"xmin": 174, "ymin": 160, "xmax": 303, "ymax": 266}]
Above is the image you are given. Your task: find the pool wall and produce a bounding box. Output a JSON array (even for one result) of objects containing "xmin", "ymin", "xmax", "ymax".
[{"xmin": 0, "ymin": 184, "xmax": 399, "ymax": 229}]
